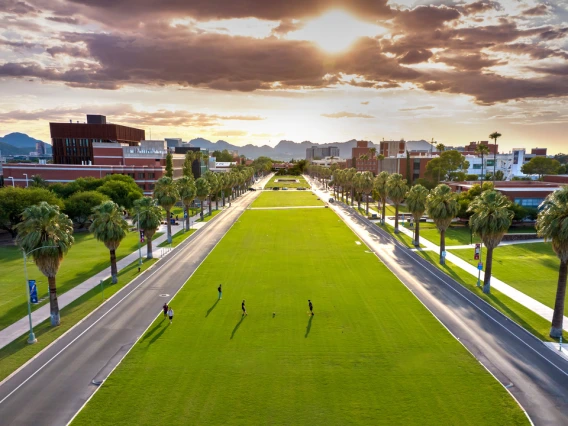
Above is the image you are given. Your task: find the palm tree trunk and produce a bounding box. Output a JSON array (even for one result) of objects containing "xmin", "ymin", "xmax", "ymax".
[
  {"xmin": 200, "ymin": 202, "xmax": 204, "ymax": 219},
  {"xmin": 215, "ymin": 195, "xmax": 219, "ymax": 211},
  {"xmin": 493, "ymin": 141, "xmax": 497, "ymax": 183},
  {"xmin": 415, "ymin": 219, "xmax": 420, "ymax": 247},
  {"xmin": 166, "ymin": 209, "xmax": 172, "ymax": 244},
  {"xmin": 381, "ymin": 198, "xmax": 386, "ymax": 225},
  {"xmin": 48, "ymin": 276, "xmax": 60, "ymax": 326},
  {"xmin": 110, "ymin": 248, "xmax": 118, "ymax": 284},
  {"xmin": 550, "ymin": 260, "xmax": 567, "ymax": 338},
  {"xmin": 147, "ymin": 238, "xmax": 153, "ymax": 259},
  {"xmin": 365, "ymin": 197, "xmax": 369, "ymax": 215},
  {"xmin": 483, "ymin": 246, "xmax": 494, "ymax": 294},
  {"xmin": 357, "ymin": 193, "xmax": 361, "ymax": 210},
  {"xmin": 350, "ymin": 188, "xmax": 354, "ymax": 206},
  {"xmin": 208, "ymin": 196, "xmax": 212, "ymax": 215},
  {"xmin": 440, "ymin": 229, "xmax": 446, "ymax": 265},
  {"xmin": 394, "ymin": 204, "xmax": 399, "ymax": 233},
  {"xmin": 222, "ymin": 190, "xmax": 225, "ymax": 207},
  {"xmin": 185, "ymin": 206, "xmax": 190, "ymax": 230}
]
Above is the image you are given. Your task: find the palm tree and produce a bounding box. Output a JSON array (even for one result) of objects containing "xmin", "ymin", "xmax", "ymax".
[
  {"xmin": 204, "ymin": 171, "xmax": 219, "ymax": 213},
  {"xmin": 475, "ymin": 143, "xmax": 490, "ymax": 183},
  {"xmin": 133, "ymin": 197, "xmax": 163, "ymax": 259},
  {"xmin": 406, "ymin": 184, "xmax": 429, "ymax": 246},
  {"xmin": 386, "ymin": 174, "xmax": 408, "ymax": 233},
  {"xmin": 176, "ymin": 176, "xmax": 197, "ymax": 230},
  {"xmin": 436, "ymin": 143, "xmax": 445, "ymax": 153},
  {"xmin": 359, "ymin": 154, "xmax": 369, "ymax": 161},
  {"xmin": 374, "ymin": 171, "xmax": 389, "ymax": 225},
  {"xmin": 536, "ymin": 186, "xmax": 568, "ymax": 338},
  {"xmin": 344, "ymin": 168, "xmax": 357, "ymax": 206},
  {"xmin": 468, "ymin": 190, "xmax": 513, "ymax": 294},
  {"xmin": 377, "ymin": 154, "xmax": 385, "ymax": 172},
  {"xmin": 195, "ymin": 177, "xmax": 211, "ymax": 219},
  {"xmin": 182, "ymin": 151, "xmax": 195, "ymax": 178},
  {"xmin": 360, "ymin": 171, "xmax": 374, "ymax": 215},
  {"xmin": 426, "ymin": 184, "xmax": 459, "ymax": 265},
  {"xmin": 153, "ymin": 176, "xmax": 179, "ymax": 244},
  {"xmin": 369, "ymin": 147, "xmax": 377, "ymax": 158},
  {"xmin": 90, "ymin": 201, "xmax": 129, "ymax": 284},
  {"xmin": 16, "ymin": 202, "xmax": 74, "ymax": 326},
  {"xmin": 489, "ymin": 132, "xmax": 502, "ymax": 183},
  {"xmin": 353, "ymin": 173, "xmax": 364, "ymax": 210}
]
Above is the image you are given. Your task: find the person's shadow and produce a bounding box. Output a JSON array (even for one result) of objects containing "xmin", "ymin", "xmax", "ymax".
[
  {"xmin": 305, "ymin": 315, "xmax": 313, "ymax": 338},
  {"xmin": 206, "ymin": 299, "xmax": 219, "ymax": 317},
  {"xmin": 231, "ymin": 315, "xmax": 246, "ymax": 339}
]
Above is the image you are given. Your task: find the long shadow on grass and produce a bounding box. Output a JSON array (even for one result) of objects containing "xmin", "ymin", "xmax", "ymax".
[
  {"xmin": 230, "ymin": 315, "xmax": 246, "ymax": 339},
  {"xmin": 148, "ymin": 324, "xmax": 168, "ymax": 346},
  {"xmin": 305, "ymin": 315, "xmax": 313, "ymax": 338},
  {"xmin": 142, "ymin": 317, "xmax": 166, "ymax": 342},
  {"xmin": 205, "ymin": 299, "xmax": 219, "ymax": 317}
]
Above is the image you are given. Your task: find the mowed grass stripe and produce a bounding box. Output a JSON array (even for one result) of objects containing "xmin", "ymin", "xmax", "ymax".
[
  {"xmin": 252, "ymin": 191, "xmax": 324, "ymax": 207},
  {"xmin": 73, "ymin": 208, "xmax": 526, "ymax": 425}
]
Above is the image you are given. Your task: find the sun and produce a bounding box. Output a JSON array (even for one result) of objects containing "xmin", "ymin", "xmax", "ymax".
[{"xmin": 288, "ymin": 10, "xmax": 383, "ymax": 54}]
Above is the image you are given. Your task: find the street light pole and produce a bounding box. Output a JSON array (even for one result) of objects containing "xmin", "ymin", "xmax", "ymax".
[
  {"xmin": 23, "ymin": 173, "xmax": 28, "ymax": 187},
  {"xmin": 23, "ymin": 245, "xmax": 58, "ymax": 344}
]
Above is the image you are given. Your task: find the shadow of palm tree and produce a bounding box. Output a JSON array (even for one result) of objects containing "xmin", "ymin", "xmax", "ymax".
[
  {"xmin": 206, "ymin": 299, "xmax": 219, "ymax": 317},
  {"xmin": 230, "ymin": 315, "xmax": 245, "ymax": 339},
  {"xmin": 148, "ymin": 323, "xmax": 168, "ymax": 345},
  {"xmin": 142, "ymin": 317, "xmax": 165, "ymax": 342},
  {"xmin": 305, "ymin": 315, "xmax": 313, "ymax": 338}
]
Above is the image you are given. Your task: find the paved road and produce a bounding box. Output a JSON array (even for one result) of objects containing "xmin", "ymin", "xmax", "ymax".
[
  {"xmin": 307, "ymin": 178, "xmax": 568, "ymax": 426},
  {"xmin": 0, "ymin": 188, "xmax": 263, "ymax": 426}
]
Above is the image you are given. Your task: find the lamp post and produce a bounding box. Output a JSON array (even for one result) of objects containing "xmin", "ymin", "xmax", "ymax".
[
  {"xmin": 8, "ymin": 176, "xmax": 14, "ymax": 187},
  {"xmin": 23, "ymin": 173, "xmax": 28, "ymax": 187},
  {"xmin": 23, "ymin": 245, "xmax": 58, "ymax": 344},
  {"xmin": 137, "ymin": 211, "xmax": 142, "ymax": 267}
]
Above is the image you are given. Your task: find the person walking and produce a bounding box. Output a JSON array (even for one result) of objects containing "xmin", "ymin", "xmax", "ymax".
[
  {"xmin": 218, "ymin": 284, "xmax": 222, "ymax": 300},
  {"xmin": 242, "ymin": 299, "xmax": 247, "ymax": 316},
  {"xmin": 162, "ymin": 302, "xmax": 168, "ymax": 318},
  {"xmin": 167, "ymin": 306, "xmax": 174, "ymax": 324},
  {"xmin": 308, "ymin": 300, "xmax": 314, "ymax": 316}
]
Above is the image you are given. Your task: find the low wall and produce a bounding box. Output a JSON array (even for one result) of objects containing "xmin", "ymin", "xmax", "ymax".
[{"xmin": 502, "ymin": 233, "xmax": 540, "ymax": 241}]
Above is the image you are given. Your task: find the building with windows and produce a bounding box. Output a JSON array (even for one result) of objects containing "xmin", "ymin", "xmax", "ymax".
[{"xmin": 306, "ymin": 146, "xmax": 340, "ymax": 160}]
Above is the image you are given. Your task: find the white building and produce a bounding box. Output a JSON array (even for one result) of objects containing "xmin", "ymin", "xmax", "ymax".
[
  {"xmin": 310, "ymin": 156, "xmax": 346, "ymax": 167},
  {"xmin": 462, "ymin": 148, "xmax": 527, "ymax": 180}
]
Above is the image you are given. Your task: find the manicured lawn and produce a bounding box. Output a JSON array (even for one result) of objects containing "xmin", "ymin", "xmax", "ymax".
[
  {"xmin": 158, "ymin": 229, "xmax": 197, "ymax": 248},
  {"xmin": 252, "ymin": 191, "xmax": 324, "ymax": 207},
  {"xmin": 169, "ymin": 206, "xmax": 200, "ymax": 219},
  {"xmin": 266, "ymin": 174, "xmax": 310, "ymax": 188},
  {"xmin": 0, "ymin": 257, "xmax": 157, "ymax": 382},
  {"xmin": 73, "ymin": 208, "xmax": 526, "ymax": 425},
  {"xmin": 406, "ymin": 222, "xmax": 481, "ymax": 246},
  {"xmin": 0, "ymin": 231, "xmax": 160, "ymax": 331},
  {"xmin": 384, "ymin": 204, "xmax": 410, "ymax": 216},
  {"xmin": 450, "ymin": 243, "xmax": 563, "ymax": 310},
  {"xmin": 197, "ymin": 209, "xmax": 222, "ymax": 222},
  {"xmin": 416, "ymin": 250, "xmax": 557, "ymax": 342}
]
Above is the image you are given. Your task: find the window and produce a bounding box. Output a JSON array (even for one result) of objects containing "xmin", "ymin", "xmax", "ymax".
[
  {"xmin": 148, "ymin": 173, "xmax": 155, "ymax": 179},
  {"xmin": 473, "ymin": 164, "xmax": 482, "ymax": 169},
  {"xmin": 486, "ymin": 160, "xmax": 495, "ymax": 166},
  {"xmin": 514, "ymin": 198, "xmax": 543, "ymax": 207},
  {"xmin": 137, "ymin": 173, "xmax": 145, "ymax": 179}
]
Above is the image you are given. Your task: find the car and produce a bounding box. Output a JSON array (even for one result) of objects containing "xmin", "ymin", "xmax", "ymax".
[
  {"xmin": 248, "ymin": 187, "xmax": 256, "ymax": 191},
  {"xmin": 297, "ymin": 187, "xmax": 305, "ymax": 191},
  {"xmin": 329, "ymin": 198, "xmax": 334, "ymax": 203},
  {"xmin": 272, "ymin": 187, "xmax": 280, "ymax": 191},
  {"xmin": 282, "ymin": 187, "xmax": 288, "ymax": 190}
]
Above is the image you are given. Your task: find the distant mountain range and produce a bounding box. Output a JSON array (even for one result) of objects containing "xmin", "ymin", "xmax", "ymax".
[{"xmin": 0, "ymin": 132, "xmax": 52, "ymax": 156}]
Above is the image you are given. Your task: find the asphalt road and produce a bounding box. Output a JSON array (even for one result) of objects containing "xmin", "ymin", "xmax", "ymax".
[
  {"xmin": 0, "ymin": 187, "xmax": 263, "ymax": 426},
  {"xmin": 309, "ymin": 179, "xmax": 568, "ymax": 426}
]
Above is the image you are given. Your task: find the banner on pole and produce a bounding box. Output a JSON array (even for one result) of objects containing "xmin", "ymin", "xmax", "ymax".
[
  {"xmin": 474, "ymin": 243, "xmax": 481, "ymax": 260},
  {"xmin": 28, "ymin": 279, "xmax": 38, "ymax": 304},
  {"xmin": 140, "ymin": 229, "xmax": 145, "ymax": 243}
]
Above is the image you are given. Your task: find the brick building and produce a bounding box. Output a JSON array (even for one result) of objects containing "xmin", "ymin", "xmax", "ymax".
[{"xmin": 352, "ymin": 141, "xmax": 378, "ymax": 173}]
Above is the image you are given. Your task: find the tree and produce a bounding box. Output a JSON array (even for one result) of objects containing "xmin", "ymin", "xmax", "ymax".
[
  {"xmin": 386, "ymin": 173, "xmax": 408, "ymax": 233},
  {"xmin": 96, "ymin": 175, "xmax": 143, "ymax": 210},
  {"xmin": 195, "ymin": 177, "xmax": 211, "ymax": 219},
  {"xmin": 377, "ymin": 154, "xmax": 385, "ymax": 172},
  {"xmin": 176, "ymin": 176, "xmax": 197, "ymax": 230},
  {"xmin": 29, "ymin": 174, "xmax": 48, "ymax": 188},
  {"xmin": 468, "ymin": 190, "xmax": 513, "ymax": 294},
  {"xmin": 426, "ymin": 184, "xmax": 459, "ymax": 265},
  {"xmin": 182, "ymin": 151, "xmax": 195, "ymax": 178},
  {"xmin": 521, "ymin": 157, "xmax": 561, "ymax": 179},
  {"xmin": 489, "ymin": 132, "xmax": 502, "ymax": 183},
  {"xmin": 536, "ymin": 186, "xmax": 568, "ymax": 338},
  {"xmin": 153, "ymin": 176, "xmax": 179, "ymax": 244},
  {"xmin": 64, "ymin": 191, "xmax": 109, "ymax": 228},
  {"xmin": 165, "ymin": 152, "xmax": 174, "ymax": 178},
  {"xmin": 133, "ymin": 197, "xmax": 163, "ymax": 259},
  {"xmin": 406, "ymin": 184, "xmax": 429, "ymax": 246},
  {"xmin": 426, "ymin": 150, "xmax": 469, "ymax": 183},
  {"xmin": 203, "ymin": 170, "xmax": 219, "ymax": 214},
  {"xmin": 90, "ymin": 201, "xmax": 129, "ymax": 284},
  {"xmin": 374, "ymin": 171, "xmax": 389, "ymax": 225},
  {"xmin": 475, "ymin": 144, "xmax": 490, "ymax": 183},
  {"xmin": 0, "ymin": 186, "xmax": 63, "ymax": 238},
  {"xmin": 360, "ymin": 171, "xmax": 374, "ymax": 215},
  {"xmin": 16, "ymin": 202, "xmax": 74, "ymax": 326},
  {"xmin": 436, "ymin": 143, "xmax": 445, "ymax": 152}
]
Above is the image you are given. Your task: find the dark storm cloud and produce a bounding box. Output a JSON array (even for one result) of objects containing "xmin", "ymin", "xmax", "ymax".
[{"xmin": 398, "ymin": 49, "xmax": 433, "ymax": 65}]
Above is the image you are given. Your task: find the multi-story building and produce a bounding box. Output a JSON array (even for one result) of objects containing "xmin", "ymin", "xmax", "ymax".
[
  {"xmin": 310, "ymin": 156, "xmax": 346, "ymax": 167},
  {"xmin": 173, "ymin": 146, "xmax": 209, "ymax": 179},
  {"xmin": 379, "ymin": 140, "xmax": 406, "ymax": 157},
  {"xmin": 305, "ymin": 146, "xmax": 340, "ymax": 160},
  {"xmin": 50, "ymin": 115, "xmax": 145, "ymax": 165},
  {"xmin": 464, "ymin": 141, "xmax": 498, "ymax": 155},
  {"xmin": 352, "ymin": 141, "xmax": 378, "ymax": 173}
]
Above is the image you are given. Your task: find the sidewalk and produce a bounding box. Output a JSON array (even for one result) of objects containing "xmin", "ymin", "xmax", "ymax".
[
  {"xmin": 306, "ymin": 176, "xmax": 568, "ymax": 333},
  {"xmin": 0, "ymin": 210, "xmax": 202, "ymax": 350}
]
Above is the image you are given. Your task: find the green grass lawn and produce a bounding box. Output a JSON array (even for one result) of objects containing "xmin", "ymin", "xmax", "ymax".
[
  {"xmin": 266, "ymin": 174, "xmax": 310, "ymax": 188},
  {"xmin": 450, "ymin": 243, "xmax": 563, "ymax": 310},
  {"xmin": 196, "ymin": 209, "xmax": 223, "ymax": 222},
  {"xmin": 0, "ymin": 257, "xmax": 157, "ymax": 382},
  {"xmin": 384, "ymin": 204, "xmax": 410, "ymax": 216},
  {"xmin": 169, "ymin": 206, "xmax": 200, "ymax": 219},
  {"xmin": 73, "ymin": 208, "xmax": 526, "ymax": 425},
  {"xmin": 0, "ymin": 231, "xmax": 161, "ymax": 331},
  {"xmin": 252, "ymin": 191, "xmax": 324, "ymax": 207},
  {"xmin": 416, "ymin": 250, "xmax": 557, "ymax": 342},
  {"xmin": 158, "ymin": 229, "xmax": 197, "ymax": 248}
]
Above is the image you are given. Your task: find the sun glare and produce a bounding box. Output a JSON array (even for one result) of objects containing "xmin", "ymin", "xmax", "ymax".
[{"xmin": 288, "ymin": 10, "xmax": 383, "ymax": 54}]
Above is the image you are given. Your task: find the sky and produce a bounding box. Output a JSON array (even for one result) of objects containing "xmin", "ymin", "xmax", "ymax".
[{"xmin": 0, "ymin": 0, "xmax": 567, "ymax": 154}]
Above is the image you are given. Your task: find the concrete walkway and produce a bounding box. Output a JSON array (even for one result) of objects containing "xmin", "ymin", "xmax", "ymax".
[
  {"xmin": 306, "ymin": 176, "xmax": 568, "ymax": 333},
  {"xmin": 0, "ymin": 209, "xmax": 207, "ymax": 350},
  {"xmin": 443, "ymin": 239, "xmax": 545, "ymax": 250},
  {"xmin": 248, "ymin": 206, "xmax": 326, "ymax": 210}
]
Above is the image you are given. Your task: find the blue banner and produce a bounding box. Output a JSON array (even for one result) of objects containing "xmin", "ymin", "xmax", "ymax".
[{"xmin": 28, "ymin": 280, "xmax": 38, "ymax": 304}]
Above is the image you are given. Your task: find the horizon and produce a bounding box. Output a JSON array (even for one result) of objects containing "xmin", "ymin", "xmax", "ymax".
[{"xmin": 1, "ymin": 1, "xmax": 567, "ymax": 154}]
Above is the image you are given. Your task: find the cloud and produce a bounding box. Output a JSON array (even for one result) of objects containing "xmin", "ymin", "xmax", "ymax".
[
  {"xmin": 399, "ymin": 106, "xmax": 435, "ymax": 112},
  {"xmin": 461, "ymin": 1, "xmax": 501, "ymax": 15},
  {"xmin": 211, "ymin": 130, "xmax": 248, "ymax": 137},
  {"xmin": 361, "ymin": 101, "xmax": 369, "ymax": 105},
  {"xmin": 321, "ymin": 111, "xmax": 374, "ymax": 118},
  {"xmin": 46, "ymin": 16, "xmax": 80, "ymax": 25},
  {"xmin": 398, "ymin": 49, "xmax": 433, "ymax": 65},
  {"xmin": 271, "ymin": 19, "xmax": 303, "ymax": 35},
  {"xmin": 0, "ymin": 0, "xmax": 38, "ymax": 15},
  {"xmin": 522, "ymin": 5, "xmax": 549, "ymax": 17}
]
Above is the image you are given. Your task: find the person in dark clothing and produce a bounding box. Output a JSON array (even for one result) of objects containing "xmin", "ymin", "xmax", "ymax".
[
  {"xmin": 308, "ymin": 300, "xmax": 314, "ymax": 316},
  {"xmin": 242, "ymin": 299, "xmax": 247, "ymax": 316},
  {"xmin": 218, "ymin": 284, "xmax": 222, "ymax": 300},
  {"xmin": 163, "ymin": 303, "xmax": 168, "ymax": 318}
]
